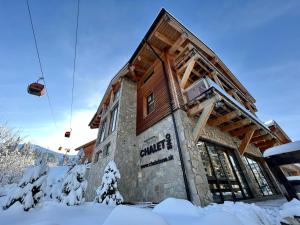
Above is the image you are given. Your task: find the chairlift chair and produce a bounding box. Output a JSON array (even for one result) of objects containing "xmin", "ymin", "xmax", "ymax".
[
  {"xmin": 27, "ymin": 77, "xmax": 45, "ymax": 96},
  {"xmin": 65, "ymin": 130, "xmax": 71, "ymax": 138}
]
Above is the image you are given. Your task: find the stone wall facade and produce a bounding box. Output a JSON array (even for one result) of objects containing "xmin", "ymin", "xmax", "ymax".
[{"xmin": 86, "ymin": 77, "xmax": 283, "ymax": 204}]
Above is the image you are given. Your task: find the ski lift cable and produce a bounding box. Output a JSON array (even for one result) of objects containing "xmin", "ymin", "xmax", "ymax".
[
  {"xmin": 26, "ymin": 0, "xmax": 58, "ymax": 129},
  {"xmin": 69, "ymin": 0, "xmax": 80, "ymax": 131}
]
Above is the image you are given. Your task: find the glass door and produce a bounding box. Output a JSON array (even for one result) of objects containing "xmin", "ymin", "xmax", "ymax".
[{"xmin": 199, "ymin": 142, "xmax": 252, "ymax": 203}]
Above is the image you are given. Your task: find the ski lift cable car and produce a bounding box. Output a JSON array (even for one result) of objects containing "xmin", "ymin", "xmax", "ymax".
[
  {"xmin": 27, "ymin": 77, "xmax": 45, "ymax": 96},
  {"xmin": 65, "ymin": 128, "xmax": 72, "ymax": 138}
]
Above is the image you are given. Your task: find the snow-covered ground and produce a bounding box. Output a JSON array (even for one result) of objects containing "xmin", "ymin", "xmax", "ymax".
[{"xmin": 1, "ymin": 197, "xmax": 300, "ymax": 225}]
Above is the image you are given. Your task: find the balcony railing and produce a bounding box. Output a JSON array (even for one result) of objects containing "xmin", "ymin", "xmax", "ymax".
[{"xmin": 185, "ymin": 77, "xmax": 269, "ymax": 130}]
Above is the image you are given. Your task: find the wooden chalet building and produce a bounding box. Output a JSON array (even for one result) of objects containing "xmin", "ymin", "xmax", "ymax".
[{"xmin": 85, "ymin": 9, "xmax": 289, "ymax": 205}]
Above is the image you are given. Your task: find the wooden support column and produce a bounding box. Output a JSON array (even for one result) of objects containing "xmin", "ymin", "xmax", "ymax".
[
  {"xmin": 192, "ymin": 98, "xmax": 216, "ymax": 142},
  {"xmin": 180, "ymin": 57, "xmax": 196, "ymax": 89},
  {"xmin": 239, "ymin": 127, "xmax": 256, "ymax": 155}
]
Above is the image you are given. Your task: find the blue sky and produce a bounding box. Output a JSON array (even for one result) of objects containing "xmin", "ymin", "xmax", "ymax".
[{"xmin": 0, "ymin": 0, "xmax": 299, "ymax": 151}]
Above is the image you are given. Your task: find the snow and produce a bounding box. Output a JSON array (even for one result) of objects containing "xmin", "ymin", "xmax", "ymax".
[
  {"xmin": 58, "ymin": 164, "xmax": 87, "ymax": 206},
  {"xmin": 95, "ymin": 161, "xmax": 123, "ymax": 206},
  {"xmin": 103, "ymin": 205, "xmax": 168, "ymax": 225},
  {"xmin": 153, "ymin": 197, "xmax": 199, "ymax": 217},
  {"xmin": 3, "ymin": 157, "xmax": 48, "ymax": 211},
  {"xmin": 0, "ymin": 201, "xmax": 112, "ymax": 225},
  {"xmin": 154, "ymin": 198, "xmax": 273, "ymax": 225},
  {"xmin": 279, "ymin": 198, "xmax": 300, "ymax": 220},
  {"xmin": 0, "ymin": 197, "xmax": 300, "ymax": 225},
  {"xmin": 287, "ymin": 176, "xmax": 300, "ymax": 181},
  {"xmin": 263, "ymin": 140, "xmax": 300, "ymax": 157}
]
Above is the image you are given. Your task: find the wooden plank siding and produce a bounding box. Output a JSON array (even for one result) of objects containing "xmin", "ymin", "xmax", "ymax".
[{"xmin": 136, "ymin": 60, "xmax": 182, "ymax": 135}]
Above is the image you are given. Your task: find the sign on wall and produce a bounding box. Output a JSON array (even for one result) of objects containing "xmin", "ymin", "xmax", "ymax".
[{"xmin": 140, "ymin": 133, "xmax": 174, "ymax": 169}]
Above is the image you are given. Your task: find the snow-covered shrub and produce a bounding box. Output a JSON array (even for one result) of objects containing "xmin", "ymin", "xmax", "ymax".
[
  {"xmin": 95, "ymin": 161, "xmax": 123, "ymax": 206},
  {"xmin": 0, "ymin": 125, "xmax": 35, "ymax": 185},
  {"xmin": 58, "ymin": 164, "xmax": 87, "ymax": 206},
  {"xmin": 2, "ymin": 157, "xmax": 48, "ymax": 211}
]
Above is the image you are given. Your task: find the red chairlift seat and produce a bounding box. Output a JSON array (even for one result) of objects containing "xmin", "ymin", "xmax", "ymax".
[{"xmin": 27, "ymin": 82, "xmax": 45, "ymax": 96}]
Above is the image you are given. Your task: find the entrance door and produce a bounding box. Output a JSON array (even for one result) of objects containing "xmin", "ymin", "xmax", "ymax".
[{"xmin": 199, "ymin": 141, "xmax": 252, "ymax": 203}]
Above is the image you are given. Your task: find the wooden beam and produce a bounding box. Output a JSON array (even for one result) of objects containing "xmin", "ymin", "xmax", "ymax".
[
  {"xmin": 169, "ymin": 33, "xmax": 187, "ymax": 54},
  {"xmin": 245, "ymin": 101, "xmax": 257, "ymax": 113},
  {"xmin": 239, "ymin": 127, "xmax": 256, "ymax": 155},
  {"xmin": 180, "ymin": 57, "xmax": 196, "ymax": 89},
  {"xmin": 188, "ymin": 96, "xmax": 218, "ymax": 116},
  {"xmin": 177, "ymin": 54, "xmax": 197, "ymax": 74},
  {"xmin": 221, "ymin": 119, "xmax": 251, "ymax": 132},
  {"xmin": 193, "ymin": 100, "xmax": 215, "ymax": 142},
  {"xmin": 250, "ymin": 134, "xmax": 271, "ymax": 143},
  {"xmin": 252, "ymin": 130, "xmax": 267, "ymax": 138},
  {"xmin": 137, "ymin": 55, "xmax": 154, "ymax": 66},
  {"xmin": 255, "ymin": 139, "xmax": 277, "ymax": 148},
  {"xmin": 154, "ymin": 31, "xmax": 174, "ymax": 47},
  {"xmin": 230, "ymin": 125, "xmax": 258, "ymax": 137},
  {"xmin": 211, "ymin": 71, "xmax": 223, "ymax": 88},
  {"xmin": 207, "ymin": 111, "xmax": 241, "ymax": 126}
]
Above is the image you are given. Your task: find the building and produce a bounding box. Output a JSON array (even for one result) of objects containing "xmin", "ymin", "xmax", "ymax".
[
  {"xmin": 85, "ymin": 9, "xmax": 289, "ymax": 205},
  {"xmin": 75, "ymin": 139, "xmax": 96, "ymax": 163}
]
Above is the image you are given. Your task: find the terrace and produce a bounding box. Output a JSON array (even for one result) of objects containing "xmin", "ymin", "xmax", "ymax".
[{"xmin": 175, "ymin": 44, "xmax": 281, "ymax": 154}]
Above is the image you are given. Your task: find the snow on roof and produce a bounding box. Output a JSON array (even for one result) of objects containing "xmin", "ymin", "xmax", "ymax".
[
  {"xmin": 287, "ymin": 176, "xmax": 300, "ymax": 181},
  {"xmin": 264, "ymin": 120, "xmax": 275, "ymax": 126},
  {"xmin": 263, "ymin": 140, "xmax": 300, "ymax": 157}
]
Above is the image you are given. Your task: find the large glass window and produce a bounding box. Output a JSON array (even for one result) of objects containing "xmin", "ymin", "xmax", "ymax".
[
  {"xmin": 199, "ymin": 142, "xmax": 252, "ymax": 203},
  {"xmin": 109, "ymin": 105, "xmax": 118, "ymax": 134},
  {"xmin": 244, "ymin": 155, "xmax": 275, "ymax": 196}
]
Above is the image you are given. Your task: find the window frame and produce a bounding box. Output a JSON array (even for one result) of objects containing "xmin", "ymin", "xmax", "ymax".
[
  {"xmin": 94, "ymin": 150, "xmax": 101, "ymax": 163},
  {"xmin": 109, "ymin": 104, "xmax": 119, "ymax": 134},
  {"xmin": 103, "ymin": 142, "xmax": 111, "ymax": 157},
  {"xmin": 98, "ymin": 119, "xmax": 107, "ymax": 143},
  {"xmin": 146, "ymin": 92, "xmax": 155, "ymax": 116},
  {"xmin": 244, "ymin": 154, "xmax": 276, "ymax": 196}
]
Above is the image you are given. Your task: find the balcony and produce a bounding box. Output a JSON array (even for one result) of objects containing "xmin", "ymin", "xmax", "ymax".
[{"xmin": 182, "ymin": 76, "xmax": 280, "ymax": 155}]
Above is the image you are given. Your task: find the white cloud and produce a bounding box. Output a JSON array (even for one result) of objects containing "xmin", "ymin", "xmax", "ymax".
[{"xmin": 28, "ymin": 110, "xmax": 98, "ymax": 155}]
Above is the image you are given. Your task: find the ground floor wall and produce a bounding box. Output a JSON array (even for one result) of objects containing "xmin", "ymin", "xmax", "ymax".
[{"xmin": 85, "ymin": 105, "xmax": 283, "ymax": 204}]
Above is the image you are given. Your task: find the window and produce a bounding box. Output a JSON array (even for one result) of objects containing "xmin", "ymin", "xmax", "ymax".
[
  {"xmin": 98, "ymin": 119, "xmax": 107, "ymax": 143},
  {"xmin": 103, "ymin": 142, "xmax": 111, "ymax": 157},
  {"xmin": 109, "ymin": 105, "xmax": 118, "ymax": 134},
  {"xmin": 114, "ymin": 88, "xmax": 120, "ymax": 102},
  {"xmin": 94, "ymin": 150, "xmax": 101, "ymax": 163},
  {"xmin": 146, "ymin": 93, "xmax": 155, "ymax": 115},
  {"xmin": 199, "ymin": 141, "xmax": 252, "ymax": 203},
  {"xmin": 244, "ymin": 155, "xmax": 275, "ymax": 196}
]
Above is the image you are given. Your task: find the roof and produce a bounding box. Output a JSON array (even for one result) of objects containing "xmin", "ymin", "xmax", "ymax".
[
  {"xmin": 75, "ymin": 139, "xmax": 96, "ymax": 151},
  {"xmin": 263, "ymin": 140, "xmax": 300, "ymax": 157},
  {"xmin": 265, "ymin": 120, "xmax": 291, "ymax": 144},
  {"xmin": 89, "ymin": 8, "xmax": 259, "ymax": 128}
]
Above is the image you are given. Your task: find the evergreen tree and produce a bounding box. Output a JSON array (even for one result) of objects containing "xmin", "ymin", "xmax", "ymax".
[
  {"xmin": 58, "ymin": 164, "xmax": 87, "ymax": 206},
  {"xmin": 3, "ymin": 157, "xmax": 48, "ymax": 211},
  {"xmin": 95, "ymin": 161, "xmax": 123, "ymax": 206}
]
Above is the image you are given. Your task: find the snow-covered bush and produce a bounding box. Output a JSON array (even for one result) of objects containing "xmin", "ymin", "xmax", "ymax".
[
  {"xmin": 0, "ymin": 125, "xmax": 35, "ymax": 185},
  {"xmin": 58, "ymin": 164, "xmax": 87, "ymax": 206},
  {"xmin": 2, "ymin": 157, "xmax": 48, "ymax": 211},
  {"xmin": 95, "ymin": 161, "xmax": 123, "ymax": 206}
]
